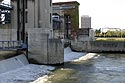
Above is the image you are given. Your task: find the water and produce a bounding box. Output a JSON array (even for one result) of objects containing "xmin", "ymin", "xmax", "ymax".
[{"xmin": 48, "ymin": 53, "xmax": 125, "ymax": 83}]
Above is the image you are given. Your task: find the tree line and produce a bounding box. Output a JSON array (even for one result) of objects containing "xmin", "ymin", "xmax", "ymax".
[{"xmin": 95, "ymin": 29, "xmax": 125, "ymax": 37}]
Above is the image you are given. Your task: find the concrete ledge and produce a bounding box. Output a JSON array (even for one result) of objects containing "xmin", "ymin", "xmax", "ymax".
[
  {"xmin": 72, "ymin": 41, "xmax": 125, "ymax": 52},
  {"xmin": 0, "ymin": 51, "xmax": 17, "ymax": 60}
]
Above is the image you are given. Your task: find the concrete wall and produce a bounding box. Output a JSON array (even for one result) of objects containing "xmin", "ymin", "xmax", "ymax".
[
  {"xmin": 28, "ymin": 29, "xmax": 48, "ymax": 64},
  {"xmin": 27, "ymin": 0, "xmax": 52, "ymax": 31},
  {"xmin": 28, "ymin": 29, "xmax": 64, "ymax": 64},
  {"xmin": 0, "ymin": 29, "xmax": 17, "ymax": 41},
  {"xmin": 71, "ymin": 41, "xmax": 85, "ymax": 52},
  {"xmin": 88, "ymin": 41, "xmax": 125, "ymax": 52},
  {"xmin": 26, "ymin": 0, "xmax": 35, "ymax": 29},
  {"xmin": 48, "ymin": 39, "xmax": 64, "ymax": 64},
  {"xmin": 78, "ymin": 29, "xmax": 95, "ymax": 41},
  {"xmin": 0, "ymin": 54, "xmax": 29, "ymax": 74},
  {"xmin": 11, "ymin": 0, "xmax": 18, "ymax": 29},
  {"xmin": 27, "ymin": 0, "xmax": 63, "ymax": 65},
  {"xmin": 72, "ymin": 41, "xmax": 125, "ymax": 52},
  {"xmin": 78, "ymin": 36, "xmax": 91, "ymax": 41}
]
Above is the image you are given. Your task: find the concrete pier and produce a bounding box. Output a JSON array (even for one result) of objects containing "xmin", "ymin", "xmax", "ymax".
[{"xmin": 28, "ymin": 29, "xmax": 64, "ymax": 64}]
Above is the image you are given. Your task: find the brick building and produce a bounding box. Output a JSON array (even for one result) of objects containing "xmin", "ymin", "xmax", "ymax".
[{"xmin": 53, "ymin": 1, "xmax": 80, "ymax": 39}]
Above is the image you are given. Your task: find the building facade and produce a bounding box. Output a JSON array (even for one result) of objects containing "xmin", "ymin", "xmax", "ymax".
[
  {"xmin": 52, "ymin": 13, "xmax": 62, "ymax": 38},
  {"xmin": 78, "ymin": 15, "xmax": 95, "ymax": 41},
  {"xmin": 0, "ymin": 0, "xmax": 52, "ymax": 41},
  {"xmin": 81, "ymin": 15, "xmax": 91, "ymax": 28},
  {"xmin": 53, "ymin": 1, "xmax": 80, "ymax": 39},
  {"xmin": 27, "ymin": 0, "xmax": 52, "ymax": 30},
  {"xmin": 0, "ymin": 0, "xmax": 64, "ymax": 65},
  {"xmin": 0, "ymin": 0, "xmax": 17, "ymax": 41}
]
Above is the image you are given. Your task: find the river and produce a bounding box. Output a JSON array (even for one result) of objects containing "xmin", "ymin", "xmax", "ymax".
[{"xmin": 47, "ymin": 53, "xmax": 125, "ymax": 83}]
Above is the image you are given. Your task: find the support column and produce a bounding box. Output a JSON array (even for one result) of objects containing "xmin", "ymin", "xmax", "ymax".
[{"xmin": 34, "ymin": 0, "xmax": 38, "ymax": 28}]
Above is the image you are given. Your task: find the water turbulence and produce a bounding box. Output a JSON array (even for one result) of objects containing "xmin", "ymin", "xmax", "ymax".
[{"xmin": 48, "ymin": 53, "xmax": 125, "ymax": 83}]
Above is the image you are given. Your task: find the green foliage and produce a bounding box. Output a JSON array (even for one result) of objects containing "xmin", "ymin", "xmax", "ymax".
[
  {"xmin": 95, "ymin": 30, "xmax": 125, "ymax": 37},
  {"xmin": 96, "ymin": 38, "xmax": 125, "ymax": 41},
  {"xmin": 95, "ymin": 28, "xmax": 101, "ymax": 37}
]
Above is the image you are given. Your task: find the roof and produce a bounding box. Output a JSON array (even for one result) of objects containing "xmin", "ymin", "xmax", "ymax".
[{"xmin": 53, "ymin": 1, "xmax": 80, "ymax": 5}]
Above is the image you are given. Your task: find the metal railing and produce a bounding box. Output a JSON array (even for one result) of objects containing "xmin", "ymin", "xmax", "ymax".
[{"xmin": 0, "ymin": 41, "xmax": 27, "ymax": 50}]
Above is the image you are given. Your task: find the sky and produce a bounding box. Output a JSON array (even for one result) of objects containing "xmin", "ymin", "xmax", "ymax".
[
  {"xmin": 53, "ymin": 0, "xmax": 125, "ymax": 29},
  {"xmin": 2, "ymin": 0, "xmax": 125, "ymax": 29}
]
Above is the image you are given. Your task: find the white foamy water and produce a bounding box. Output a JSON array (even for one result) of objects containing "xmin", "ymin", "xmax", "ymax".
[
  {"xmin": 64, "ymin": 47, "xmax": 85, "ymax": 62},
  {"xmin": 0, "ymin": 47, "xmax": 95, "ymax": 83},
  {"xmin": 0, "ymin": 64, "xmax": 54, "ymax": 83},
  {"xmin": 64, "ymin": 47, "xmax": 96, "ymax": 62},
  {"xmin": 74, "ymin": 53, "xmax": 97, "ymax": 61}
]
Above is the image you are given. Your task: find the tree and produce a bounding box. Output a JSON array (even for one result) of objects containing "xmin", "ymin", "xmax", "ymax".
[{"xmin": 95, "ymin": 28, "xmax": 101, "ymax": 37}]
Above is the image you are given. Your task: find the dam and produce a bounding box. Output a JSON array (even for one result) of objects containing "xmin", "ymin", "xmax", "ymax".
[{"xmin": 71, "ymin": 41, "xmax": 125, "ymax": 53}]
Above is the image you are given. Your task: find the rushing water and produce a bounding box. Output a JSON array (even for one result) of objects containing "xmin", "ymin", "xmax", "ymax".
[{"xmin": 48, "ymin": 53, "xmax": 125, "ymax": 83}]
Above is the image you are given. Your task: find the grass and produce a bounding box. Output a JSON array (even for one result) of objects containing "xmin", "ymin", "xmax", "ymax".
[{"xmin": 96, "ymin": 37, "xmax": 125, "ymax": 41}]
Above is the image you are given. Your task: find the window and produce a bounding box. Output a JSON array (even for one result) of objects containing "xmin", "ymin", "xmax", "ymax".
[
  {"xmin": 50, "ymin": 0, "xmax": 52, "ymax": 6},
  {"xmin": 50, "ymin": 13, "xmax": 51, "ymax": 24}
]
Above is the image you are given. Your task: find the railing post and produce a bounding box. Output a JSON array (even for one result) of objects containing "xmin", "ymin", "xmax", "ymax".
[
  {"xmin": 2, "ymin": 41, "xmax": 4, "ymax": 49},
  {"xmin": 26, "ymin": 32, "xmax": 28, "ymax": 60},
  {"xmin": 13, "ymin": 41, "xmax": 14, "ymax": 48},
  {"xmin": 8, "ymin": 41, "xmax": 9, "ymax": 49}
]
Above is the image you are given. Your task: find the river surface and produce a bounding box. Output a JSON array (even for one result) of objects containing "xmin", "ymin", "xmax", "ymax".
[{"xmin": 48, "ymin": 53, "xmax": 125, "ymax": 83}]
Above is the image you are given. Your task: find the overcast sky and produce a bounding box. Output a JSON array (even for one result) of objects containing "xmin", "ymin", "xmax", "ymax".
[
  {"xmin": 2, "ymin": 0, "xmax": 125, "ymax": 29},
  {"xmin": 53, "ymin": 0, "xmax": 125, "ymax": 29}
]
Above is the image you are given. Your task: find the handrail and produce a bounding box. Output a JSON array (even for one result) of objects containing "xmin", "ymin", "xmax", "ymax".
[{"xmin": 0, "ymin": 41, "xmax": 27, "ymax": 50}]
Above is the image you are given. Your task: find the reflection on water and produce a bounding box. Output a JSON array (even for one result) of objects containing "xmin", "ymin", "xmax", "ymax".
[{"xmin": 48, "ymin": 53, "xmax": 125, "ymax": 83}]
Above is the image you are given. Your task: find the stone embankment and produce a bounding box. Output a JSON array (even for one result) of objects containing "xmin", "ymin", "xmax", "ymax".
[{"xmin": 72, "ymin": 41, "xmax": 125, "ymax": 52}]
